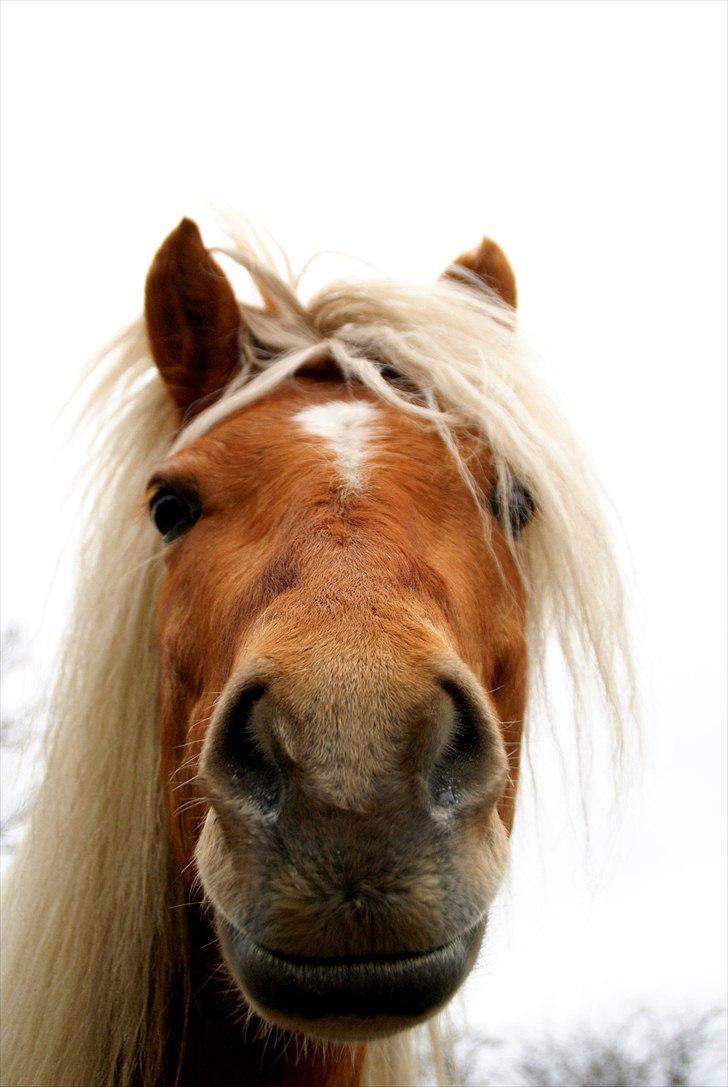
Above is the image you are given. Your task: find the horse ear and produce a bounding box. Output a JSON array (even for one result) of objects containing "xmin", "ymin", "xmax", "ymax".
[
  {"xmin": 145, "ymin": 218, "xmax": 245, "ymax": 419},
  {"xmin": 443, "ymin": 237, "xmax": 517, "ymax": 309}
]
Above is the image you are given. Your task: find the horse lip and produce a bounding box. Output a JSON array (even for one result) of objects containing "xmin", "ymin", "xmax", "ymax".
[
  {"xmin": 252, "ymin": 940, "xmax": 469, "ymax": 968},
  {"xmin": 219, "ymin": 917, "xmax": 485, "ymax": 1026}
]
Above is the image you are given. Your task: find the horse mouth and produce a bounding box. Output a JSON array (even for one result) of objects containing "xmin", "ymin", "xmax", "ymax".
[{"xmin": 218, "ymin": 917, "xmax": 486, "ymax": 1041}]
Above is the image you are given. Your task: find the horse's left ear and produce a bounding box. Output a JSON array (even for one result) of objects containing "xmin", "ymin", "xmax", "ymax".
[
  {"xmin": 145, "ymin": 218, "xmax": 245, "ymax": 419},
  {"xmin": 443, "ymin": 237, "xmax": 517, "ymax": 309}
]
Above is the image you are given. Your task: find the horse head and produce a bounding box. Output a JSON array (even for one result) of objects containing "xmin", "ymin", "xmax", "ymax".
[{"xmin": 145, "ymin": 220, "xmax": 533, "ymax": 1042}]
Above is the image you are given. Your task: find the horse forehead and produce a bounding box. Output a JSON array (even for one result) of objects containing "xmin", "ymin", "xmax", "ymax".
[{"xmin": 293, "ymin": 399, "xmax": 379, "ymax": 490}]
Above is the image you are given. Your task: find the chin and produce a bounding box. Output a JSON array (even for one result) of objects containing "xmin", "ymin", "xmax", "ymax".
[{"xmin": 217, "ymin": 917, "xmax": 486, "ymax": 1042}]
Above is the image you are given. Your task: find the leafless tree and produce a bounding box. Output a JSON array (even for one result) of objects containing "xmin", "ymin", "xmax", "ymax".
[{"xmin": 443, "ymin": 1009, "xmax": 727, "ymax": 1087}]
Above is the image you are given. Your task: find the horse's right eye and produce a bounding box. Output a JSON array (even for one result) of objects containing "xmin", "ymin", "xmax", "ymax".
[{"xmin": 149, "ymin": 488, "xmax": 201, "ymax": 543}]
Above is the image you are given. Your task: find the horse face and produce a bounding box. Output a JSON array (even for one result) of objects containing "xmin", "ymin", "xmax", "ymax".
[{"xmin": 146, "ymin": 221, "xmax": 528, "ymax": 1041}]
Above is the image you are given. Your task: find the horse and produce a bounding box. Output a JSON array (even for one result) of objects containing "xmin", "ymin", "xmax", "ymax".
[{"xmin": 0, "ymin": 218, "xmax": 631, "ymax": 1087}]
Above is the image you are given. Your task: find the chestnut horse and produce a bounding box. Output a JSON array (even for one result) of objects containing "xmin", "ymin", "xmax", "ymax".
[{"xmin": 0, "ymin": 220, "xmax": 630, "ymax": 1087}]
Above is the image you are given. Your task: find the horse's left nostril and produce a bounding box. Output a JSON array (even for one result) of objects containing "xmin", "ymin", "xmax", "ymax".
[
  {"xmin": 429, "ymin": 681, "xmax": 488, "ymax": 811},
  {"xmin": 213, "ymin": 684, "xmax": 284, "ymax": 817}
]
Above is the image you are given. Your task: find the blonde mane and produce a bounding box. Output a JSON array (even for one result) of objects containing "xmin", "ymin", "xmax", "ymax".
[{"xmin": 0, "ymin": 231, "xmax": 633, "ymax": 1087}]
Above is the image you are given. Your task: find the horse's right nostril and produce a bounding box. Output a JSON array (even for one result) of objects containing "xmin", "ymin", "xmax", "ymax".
[{"xmin": 214, "ymin": 684, "xmax": 283, "ymax": 817}]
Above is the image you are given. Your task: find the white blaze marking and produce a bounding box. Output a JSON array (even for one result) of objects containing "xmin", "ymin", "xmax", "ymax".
[{"xmin": 294, "ymin": 401, "xmax": 378, "ymax": 490}]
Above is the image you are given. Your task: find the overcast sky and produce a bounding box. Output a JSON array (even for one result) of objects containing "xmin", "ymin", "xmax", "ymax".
[{"xmin": 1, "ymin": 0, "xmax": 726, "ymax": 1057}]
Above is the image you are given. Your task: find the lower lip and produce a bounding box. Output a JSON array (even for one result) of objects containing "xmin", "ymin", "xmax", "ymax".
[{"xmin": 219, "ymin": 918, "xmax": 485, "ymax": 1033}]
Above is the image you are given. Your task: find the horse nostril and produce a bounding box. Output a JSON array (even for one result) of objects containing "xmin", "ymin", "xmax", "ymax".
[
  {"xmin": 215, "ymin": 684, "xmax": 283, "ymax": 817},
  {"xmin": 429, "ymin": 681, "xmax": 486, "ymax": 811}
]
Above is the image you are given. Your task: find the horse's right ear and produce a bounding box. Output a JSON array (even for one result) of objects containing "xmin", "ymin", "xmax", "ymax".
[{"xmin": 145, "ymin": 218, "xmax": 245, "ymax": 419}]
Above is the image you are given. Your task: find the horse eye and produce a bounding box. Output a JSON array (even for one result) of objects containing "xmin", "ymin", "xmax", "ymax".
[
  {"xmin": 490, "ymin": 482, "xmax": 536, "ymax": 537},
  {"xmin": 149, "ymin": 488, "xmax": 201, "ymax": 543}
]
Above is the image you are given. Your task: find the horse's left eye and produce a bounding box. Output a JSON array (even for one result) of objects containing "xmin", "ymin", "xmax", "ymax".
[{"xmin": 149, "ymin": 488, "xmax": 201, "ymax": 543}]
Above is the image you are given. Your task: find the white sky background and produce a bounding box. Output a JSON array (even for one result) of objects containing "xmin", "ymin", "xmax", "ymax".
[{"xmin": 1, "ymin": 0, "xmax": 726, "ymax": 1068}]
